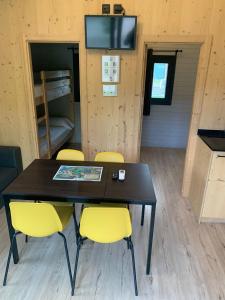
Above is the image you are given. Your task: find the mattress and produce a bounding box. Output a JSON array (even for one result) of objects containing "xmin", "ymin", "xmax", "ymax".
[
  {"xmin": 34, "ymin": 83, "xmax": 71, "ymax": 102},
  {"xmin": 39, "ymin": 117, "xmax": 74, "ymax": 157}
]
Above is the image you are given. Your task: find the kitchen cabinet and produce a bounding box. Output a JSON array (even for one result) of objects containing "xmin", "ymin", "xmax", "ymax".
[{"xmin": 189, "ymin": 136, "xmax": 225, "ymax": 222}]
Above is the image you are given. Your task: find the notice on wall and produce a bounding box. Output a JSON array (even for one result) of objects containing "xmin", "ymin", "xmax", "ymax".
[
  {"xmin": 102, "ymin": 55, "xmax": 120, "ymax": 83},
  {"xmin": 103, "ymin": 84, "xmax": 118, "ymax": 97}
]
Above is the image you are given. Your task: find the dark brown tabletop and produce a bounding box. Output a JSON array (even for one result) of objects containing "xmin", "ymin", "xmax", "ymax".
[
  {"xmin": 105, "ymin": 163, "xmax": 156, "ymax": 204},
  {"xmin": 3, "ymin": 159, "xmax": 108, "ymax": 202},
  {"xmin": 3, "ymin": 159, "xmax": 156, "ymax": 205}
]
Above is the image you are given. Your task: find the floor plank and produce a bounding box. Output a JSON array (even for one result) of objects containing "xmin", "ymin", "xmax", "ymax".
[{"xmin": 0, "ymin": 147, "xmax": 225, "ymax": 299}]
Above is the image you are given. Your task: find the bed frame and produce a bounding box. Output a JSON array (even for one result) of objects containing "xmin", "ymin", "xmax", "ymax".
[{"xmin": 33, "ymin": 70, "xmax": 74, "ymax": 159}]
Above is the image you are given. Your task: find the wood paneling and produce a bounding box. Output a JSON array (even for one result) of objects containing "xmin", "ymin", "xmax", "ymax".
[{"xmin": 0, "ymin": 1, "xmax": 225, "ymax": 198}]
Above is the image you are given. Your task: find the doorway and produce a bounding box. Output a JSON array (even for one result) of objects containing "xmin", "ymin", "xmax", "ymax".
[
  {"xmin": 141, "ymin": 43, "xmax": 201, "ymax": 150},
  {"xmin": 29, "ymin": 42, "xmax": 81, "ymax": 158}
]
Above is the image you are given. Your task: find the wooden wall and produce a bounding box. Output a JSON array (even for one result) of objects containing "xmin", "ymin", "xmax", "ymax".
[{"xmin": 1, "ymin": 0, "xmax": 225, "ymax": 197}]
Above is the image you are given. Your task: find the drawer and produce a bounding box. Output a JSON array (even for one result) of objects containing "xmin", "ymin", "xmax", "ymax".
[
  {"xmin": 202, "ymin": 181, "xmax": 225, "ymax": 219},
  {"xmin": 209, "ymin": 153, "xmax": 225, "ymax": 181}
]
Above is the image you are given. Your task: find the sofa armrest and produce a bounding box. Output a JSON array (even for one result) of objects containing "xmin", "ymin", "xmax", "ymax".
[{"xmin": 0, "ymin": 146, "xmax": 23, "ymax": 174}]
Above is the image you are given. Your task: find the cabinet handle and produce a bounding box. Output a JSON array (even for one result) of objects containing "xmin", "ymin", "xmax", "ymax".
[{"xmin": 217, "ymin": 155, "xmax": 225, "ymax": 158}]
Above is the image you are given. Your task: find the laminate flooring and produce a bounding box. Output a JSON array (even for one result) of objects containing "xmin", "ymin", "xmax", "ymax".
[{"xmin": 0, "ymin": 148, "xmax": 225, "ymax": 300}]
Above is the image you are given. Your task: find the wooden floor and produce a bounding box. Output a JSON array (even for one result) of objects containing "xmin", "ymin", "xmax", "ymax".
[{"xmin": 1, "ymin": 148, "xmax": 225, "ymax": 300}]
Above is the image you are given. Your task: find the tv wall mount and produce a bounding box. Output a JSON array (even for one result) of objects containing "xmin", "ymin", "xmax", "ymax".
[
  {"xmin": 114, "ymin": 4, "xmax": 125, "ymax": 15},
  {"xmin": 102, "ymin": 4, "xmax": 110, "ymax": 14},
  {"xmin": 101, "ymin": 4, "xmax": 125, "ymax": 15}
]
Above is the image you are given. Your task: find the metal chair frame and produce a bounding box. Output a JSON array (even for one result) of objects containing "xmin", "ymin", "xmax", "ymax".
[
  {"xmin": 72, "ymin": 236, "xmax": 138, "ymax": 296},
  {"xmin": 3, "ymin": 231, "xmax": 73, "ymax": 290}
]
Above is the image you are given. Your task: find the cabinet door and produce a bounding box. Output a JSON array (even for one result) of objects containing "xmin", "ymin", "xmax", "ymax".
[
  {"xmin": 202, "ymin": 181, "xmax": 225, "ymax": 219},
  {"xmin": 209, "ymin": 153, "xmax": 225, "ymax": 181}
]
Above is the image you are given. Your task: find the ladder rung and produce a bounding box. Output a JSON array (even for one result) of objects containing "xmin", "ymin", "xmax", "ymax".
[
  {"xmin": 37, "ymin": 116, "xmax": 46, "ymax": 124},
  {"xmin": 38, "ymin": 134, "xmax": 48, "ymax": 139}
]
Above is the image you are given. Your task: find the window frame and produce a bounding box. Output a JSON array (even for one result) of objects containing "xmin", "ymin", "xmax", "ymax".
[{"xmin": 143, "ymin": 49, "xmax": 177, "ymax": 115}]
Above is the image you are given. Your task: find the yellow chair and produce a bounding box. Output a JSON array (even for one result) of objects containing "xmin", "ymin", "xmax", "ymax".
[
  {"xmin": 78, "ymin": 152, "xmax": 126, "ymax": 212},
  {"xmin": 93, "ymin": 151, "xmax": 127, "ymax": 209},
  {"xmin": 94, "ymin": 151, "xmax": 124, "ymax": 163},
  {"xmin": 95, "ymin": 151, "xmax": 146, "ymax": 226},
  {"xmin": 50, "ymin": 149, "xmax": 85, "ymax": 244},
  {"xmin": 56, "ymin": 149, "xmax": 84, "ymax": 161},
  {"xmin": 3, "ymin": 202, "xmax": 73, "ymax": 290},
  {"xmin": 72, "ymin": 207, "xmax": 138, "ymax": 296}
]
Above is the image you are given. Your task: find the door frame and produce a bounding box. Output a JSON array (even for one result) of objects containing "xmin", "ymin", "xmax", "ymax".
[
  {"xmin": 135, "ymin": 35, "xmax": 213, "ymax": 197},
  {"xmin": 22, "ymin": 35, "xmax": 88, "ymax": 159}
]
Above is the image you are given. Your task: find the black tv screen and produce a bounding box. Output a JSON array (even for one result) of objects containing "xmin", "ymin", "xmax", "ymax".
[{"xmin": 85, "ymin": 15, "xmax": 137, "ymax": 50}]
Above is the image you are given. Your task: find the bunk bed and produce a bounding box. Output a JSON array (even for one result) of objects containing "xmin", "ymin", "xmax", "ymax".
[{"xmin": 33, "ymin": 70, "xmax": 74, "ymax": 158}]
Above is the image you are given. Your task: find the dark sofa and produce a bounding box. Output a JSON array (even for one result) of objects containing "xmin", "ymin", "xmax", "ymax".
[{"xmin": 0, "ymin": 146, "xmax": 23, "ymax": 208}]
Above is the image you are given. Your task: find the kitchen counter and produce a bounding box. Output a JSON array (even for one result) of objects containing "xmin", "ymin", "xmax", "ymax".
[{"xmin": 198, "ymin": 129, "xmax": 225, "ymax": 152}]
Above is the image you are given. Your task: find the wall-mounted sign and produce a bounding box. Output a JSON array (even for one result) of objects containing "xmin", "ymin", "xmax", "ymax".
[
  {"xmin": 103, "ymin": 84, "xmax": 118, "ymax": 97},
  {"xmin": 102, "ymin": 55, "xmax": 120, "ymax": 83}
]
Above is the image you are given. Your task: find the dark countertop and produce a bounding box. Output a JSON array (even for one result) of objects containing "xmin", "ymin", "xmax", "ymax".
[{"xmin": 198, "ymin": 129, "xmax": 225, "ymax": 152}]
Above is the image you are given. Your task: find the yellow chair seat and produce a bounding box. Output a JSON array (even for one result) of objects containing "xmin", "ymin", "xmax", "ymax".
[
  {"xmin": 80, "ymin": 207, "xmax": 132, "ymax": 243},
  {"xmin": 56, "ymin": 149, "xmax": 84, "ymax": 161},
  {"xmin": 10, "ymin": 202, "xmax": 73, "ymax": 237},
  {"xmin": 94, "ymin": 151, "xmax": 124, "ymax": 163},
  {"xmin": 84, "ymin": 203, "xmax": 128, "ymax": 208}
]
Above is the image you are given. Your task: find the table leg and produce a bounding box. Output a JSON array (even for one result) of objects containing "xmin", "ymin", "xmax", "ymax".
[
  {"xmin": 141, "ymin": 205, "xmax": 145, "ymax": 226},
  {"xmin": 146, "ymin": 203, "xmax": 156, "ymax": 275},
  {"xmin": 3, "ymin": 196, "xmax": 19, "ymax": 264}
]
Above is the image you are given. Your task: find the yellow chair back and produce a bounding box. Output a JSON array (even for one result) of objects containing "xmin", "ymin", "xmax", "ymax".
[
  {"xmin": 56, "ymin": 149, "xmax": 84, "ymax": 161},
  {"xmin": 10, "ymin": 202, "xmax": 63, "ymax": 237},
  {"xmin": 95, "ymin": 151, "xmax": 124, "ymax": 163},
  {"xmin": 80, "ymin": 207, "xmax": 132, "ymax": 243}
]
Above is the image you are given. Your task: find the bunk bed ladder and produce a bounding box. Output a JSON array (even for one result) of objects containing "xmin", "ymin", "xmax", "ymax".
[
  {"xmin": 34, "ymin": 69, "xmax": 74, "ymax": 159},
  {"xmin": 39, "ymin": 70, "xmax": 51, "ymax": 159}
]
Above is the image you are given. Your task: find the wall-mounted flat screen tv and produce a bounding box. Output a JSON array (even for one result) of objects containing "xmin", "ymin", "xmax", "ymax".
[{"xmin": 85, "ymin": 15, "xmax": 137, "ymax": 50}]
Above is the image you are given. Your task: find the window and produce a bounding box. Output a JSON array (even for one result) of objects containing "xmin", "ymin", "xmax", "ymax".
[
  {"xmin": 151, "ymin": 63, "xmax": 168, "ymax": 98},
  {"xmin": 143, "ymin": 49, "xmax": 177, "ymax": 115}
]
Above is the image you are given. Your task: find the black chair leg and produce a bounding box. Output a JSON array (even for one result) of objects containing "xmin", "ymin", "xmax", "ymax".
[
  {"xmin": 3, "ymin": 232, "xmax": 20, "ymax": 286},
  {"xmin": 25, "ymin": 235, "xmax": 28, "ymax": 243},
  {"xmin": 72, "ymin": 209, "xmax": 79, "ymax": 245},
  {"xmin": 124, "ymin": 238, "xmax": 130, "ymax": 249},
  {"xmin": 58, "ymin": 232, "xmax": 73, "ymax": 290},
  {"xmin": 128, "ymin": 238, "xmax": 138, "ymax": 296},
  {"xmin": 72, "ymin": 239, "xmax": 82, "ymax": 296},
  {"xmin": 141, "ymin": 205, "xmax": 145, "ymax": 226}
]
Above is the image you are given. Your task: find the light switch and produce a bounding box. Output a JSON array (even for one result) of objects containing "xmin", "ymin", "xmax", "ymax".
[{"xmin": 103, "ymin": 85, "xmax": 118, "ymax": 97}]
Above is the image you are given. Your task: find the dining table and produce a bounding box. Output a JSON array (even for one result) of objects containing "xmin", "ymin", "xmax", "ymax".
[{"xmin": 2, "ymin": 159, "xmax": 157, "ymax": 275}]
